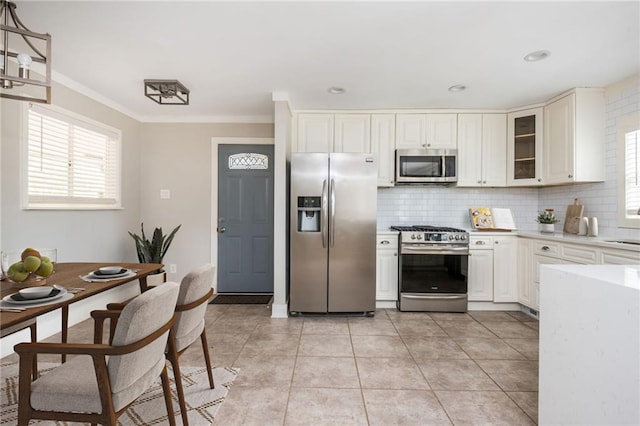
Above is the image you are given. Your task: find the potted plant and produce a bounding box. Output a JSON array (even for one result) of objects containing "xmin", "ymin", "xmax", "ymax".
[
  {"xmin": 129, "ymin": 223, "xmax": 181, "ymax": 285},
  {"xmin": 536, "ymin": 209, "xmax": 558, "ymax": 233}
]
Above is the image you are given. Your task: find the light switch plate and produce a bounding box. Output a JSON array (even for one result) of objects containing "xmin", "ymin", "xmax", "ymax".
[{"xmin": 160, "ymin": 189, "xmax": 171, "ymax": 199}]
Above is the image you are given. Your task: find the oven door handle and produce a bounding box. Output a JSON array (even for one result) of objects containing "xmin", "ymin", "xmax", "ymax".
[
  {"xmin": 403, "ymin": 294, "xmax": 467, "ymax": 300},
  {"xmin": 401, "ymin": 247, "xmax": 469, "ymax": 255}
]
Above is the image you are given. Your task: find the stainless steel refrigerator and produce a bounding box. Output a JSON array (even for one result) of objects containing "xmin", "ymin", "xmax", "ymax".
[{"xmin": 289, "ymin": 153, "xmax": 377, "ymax": 315}]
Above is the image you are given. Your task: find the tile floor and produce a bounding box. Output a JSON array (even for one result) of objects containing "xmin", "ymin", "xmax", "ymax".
[{"xmin": 2, "ymin": 305, "xmax": 539, "ymax": 425}]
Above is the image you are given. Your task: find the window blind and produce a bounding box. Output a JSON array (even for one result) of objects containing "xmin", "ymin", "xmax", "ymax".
[
  {"xmin": 625, "ymin": 129, "xmax": 639, "ymax": 216},
  {"xmin": 26, "ymin": 103, "xmax": 121, "ymax": 209}
]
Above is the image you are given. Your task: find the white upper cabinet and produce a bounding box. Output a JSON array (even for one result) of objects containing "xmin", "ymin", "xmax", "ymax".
[
  {"xmin": 457, "ymin": 114, "xmax": 506, "ymax": 187},
  {"xmin": 426, "ymin": 114, "xmax": 458, "ymax": 149},
  {"xmin": 395, "ymin": 114, "xmax": 425, "ymax": 149},
  {"xmin": 482, "ymin": 114, "xmax": 508, "ymax": 186},
  {"xmin": 295, "ymin": 113, "xmax": 371, "ymax": 153},
  {"xmin": 371, "ymin": 114, "xmax": 396, "ymax": 187},
  {"xmin": 543, "ymin": 88, "xmax": 605, "ymax": 184},
  {"xmin": 295, "ymin": 113, "xmax": 334, "ymax": 153},
  {"xmin": 507, "ymin": 107, "xmax": 544, "ymax": 186},
  {"xmin": 396, "ymin": 114, "xmax": 457, "ymax": 150},
  {"xmin": 334, "ymin": 114, "xmax": 371, "ymax": 153}
]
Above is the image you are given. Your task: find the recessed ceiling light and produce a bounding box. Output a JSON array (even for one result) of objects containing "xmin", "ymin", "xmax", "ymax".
[
  {"xmin": 328, "ymin": 87, "xmax": 346, "ymax": 95},
  {"xmin": 524, "ymin": 50, "xmax": 551, "ymax": 62},
  {"xmin": 448, "ymin": 84, "xmax": 467, "ymax": 92}
]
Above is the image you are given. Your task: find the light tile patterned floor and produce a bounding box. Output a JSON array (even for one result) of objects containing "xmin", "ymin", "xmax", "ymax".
[{"xmin": 2, "ymin": 305, "xmax": 539, "ymax": 425}]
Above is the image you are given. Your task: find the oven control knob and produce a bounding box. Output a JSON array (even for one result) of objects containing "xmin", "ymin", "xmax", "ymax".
[
  {"xmin": 416, "ymin": 234, "xmax": 422, "ymax": 240},
  {"xmin": 411, "ymin": 234, "xmax": 416, "ymax": 240},
  {"xmin": 455, "ymin": 235, "xmax": 460, "ymax": 240},
  {"xmin": 449, "ymin": 235, "xmax": 454, "ymax": 240},
  {"xmin": 461, "ymin": 235, "xmax": 466, "ymax": 240}
]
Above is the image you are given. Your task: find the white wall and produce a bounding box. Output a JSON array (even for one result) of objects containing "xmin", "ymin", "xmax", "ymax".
[
  {"xmin": 138, "ymin": 122, "xmax": 273, "ymax": 284},
  {"xmin": 1, "ymin": 83, "xmax": 142, "ymax": 262},
  {"xmin": 1, "ymin": 81, "xmax": 143, "ymax": 357},
  {"xmin": 539, "ymin": 75, "xmax": 640, "ymax": 239}
]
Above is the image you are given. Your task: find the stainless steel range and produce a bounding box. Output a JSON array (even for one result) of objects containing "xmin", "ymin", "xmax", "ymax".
[{"xmin": 390, "ymin": 225, "xmax": 469, "ymax": 312}]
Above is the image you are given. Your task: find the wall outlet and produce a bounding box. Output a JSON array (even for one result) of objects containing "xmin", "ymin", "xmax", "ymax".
[
  {"xmin": 169, "ymin": 264, "xmax": 177, "ymax": 273},
  {"xmin": 160, "ymin": 189, "xmax": 171, "ymax": 199}
]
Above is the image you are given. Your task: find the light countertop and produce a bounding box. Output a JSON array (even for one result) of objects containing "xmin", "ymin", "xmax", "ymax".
[{"xmin": 468, "ymin": 229, "xmax": 640, "ymax": 252}]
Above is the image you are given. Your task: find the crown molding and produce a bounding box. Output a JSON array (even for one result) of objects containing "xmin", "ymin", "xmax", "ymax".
[{"xmin": 53, "ymin": 71, "xmax": 274, "ymax": 124}]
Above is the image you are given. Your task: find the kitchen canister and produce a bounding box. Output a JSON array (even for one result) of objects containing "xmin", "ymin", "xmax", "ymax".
[
  {"xmin": 578, "ymin": 217, "xmax": 589, "ymax": 235},
  {"xmin": 588, "ymin": 217, "xmax": 599, "ymax": 237}
]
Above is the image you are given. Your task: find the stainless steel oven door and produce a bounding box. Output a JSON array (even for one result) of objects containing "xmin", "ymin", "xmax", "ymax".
[{"xmin": 398, "ymin": 244, "xmax": 468, "ymax": 312}]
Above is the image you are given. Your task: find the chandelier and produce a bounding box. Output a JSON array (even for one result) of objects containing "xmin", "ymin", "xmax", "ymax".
[{"xmin": 0, "ymin": 0, "xmax": 51, "ymax": 103}]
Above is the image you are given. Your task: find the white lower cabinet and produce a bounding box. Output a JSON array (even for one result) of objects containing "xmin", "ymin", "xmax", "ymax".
[
  {"xmin": 517, "ymin": 237, "xmax": 640, "ymax": 312},
  {"xmin": 376, "ymin": 233, "xmax": 398, "ymax": 301},
  {"xmin": 469, "ymin": 234, "xmax": 517, "ymax": 303},
  {"xmin": 517, "ymin": 239, "xmax": 533, "ymax": 308},
  {"xmin": 493, "ymin": 236, "xmax": 518, "ymax": 302},
  {"xmin": 468, "ymin": 247, "xmax": 494, "ymax": 301}
]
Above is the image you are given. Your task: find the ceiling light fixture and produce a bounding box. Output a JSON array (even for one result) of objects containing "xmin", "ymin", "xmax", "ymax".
[
  {"xmin": 448, "ymin": 84, "xmax": 467, "ymax": 92},
  {"xmin": 144, "ymin": 79, "xmax": 190, "ymax": 105},
  {"xmin": 328, "ymin": 86, "xmax": 346, "ymax": 95},
  {"xmin": 524, "ymin": 50, "xmax": 551, "ymax": 62},
  {"xmin": 0, "ymin": 0, "xmax": 52, "ymax": 103}
]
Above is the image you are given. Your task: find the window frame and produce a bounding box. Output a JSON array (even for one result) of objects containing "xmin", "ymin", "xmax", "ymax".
[
  {"xmin": 21, "ymin": 103, "xmax": 123, "ymax": 210},
  {"xmin": 617, "ymin": 111, "xmax": 640, "ymax": 229}
]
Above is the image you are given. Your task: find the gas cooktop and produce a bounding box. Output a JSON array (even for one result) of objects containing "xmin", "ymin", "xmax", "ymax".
[{"xmin": 390, "ymin": 225, "xmax": 469, "ymax": 244}]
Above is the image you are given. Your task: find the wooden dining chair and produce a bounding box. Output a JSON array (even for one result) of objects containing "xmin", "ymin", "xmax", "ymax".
[
  {"xmin": 166, "ymin": 264, "xmax": 216, "ymax": 426},
  {"xmin": 14, "ymin": 282, "xmax": 181, "ymax": 426},
  {"xmin": 103, "ymin": 264, "xmax": 216, "ymax": 425}
]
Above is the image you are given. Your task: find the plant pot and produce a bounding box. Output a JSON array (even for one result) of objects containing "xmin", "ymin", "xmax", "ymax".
[
  {"xmin": 146, "ymin": 271, "xmax": 166, "ymax": 287},
  {"xmin": 539, "ymin": 223, "xmax": 555, "ymax": 233}
]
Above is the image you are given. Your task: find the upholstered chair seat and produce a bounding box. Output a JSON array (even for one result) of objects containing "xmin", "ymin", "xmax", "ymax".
[{"xmin": 16, "ymin": 282, "xmax": 181, "ymax": 426}]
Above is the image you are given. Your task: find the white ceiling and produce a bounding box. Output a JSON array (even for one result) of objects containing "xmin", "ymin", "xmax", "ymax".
[{"xmin": 12, "ymin": 1, "xmax": 640, "ymax": 122}]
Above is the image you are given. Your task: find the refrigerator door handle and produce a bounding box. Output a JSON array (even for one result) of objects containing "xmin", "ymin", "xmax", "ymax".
[
  {"xmin": 321, "ymin": 179, "xmax": 328, "ymax": 248},
  {"xmin": 330, "ymin": 178, "xmax": 336, "ymax": 247}
]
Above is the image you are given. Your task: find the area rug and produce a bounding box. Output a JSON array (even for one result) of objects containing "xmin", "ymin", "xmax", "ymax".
[
  {"xmin": 210, "ymin": 294, "xmax": 273, "ymax": 304},
  {"xmin": 0, "ymin": 361, "xmax": 238, "ymax": 425}
]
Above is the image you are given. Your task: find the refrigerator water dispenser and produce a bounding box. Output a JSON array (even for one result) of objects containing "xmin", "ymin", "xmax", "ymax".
[{"xmin": 297, "ymin": 196, "xmax": 321, "ymax": 232}]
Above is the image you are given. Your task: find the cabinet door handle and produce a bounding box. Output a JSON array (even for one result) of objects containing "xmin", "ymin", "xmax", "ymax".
[
  {"xmin": 475, "ymin": 241, "xmax": 485, "ymax": 245},
  {"xmin": 568, "ymin": 174, "xmax": 573, "ymax": 178},
  {"xmin": 495, "ymin": 241, "xmax": 499, "ymax": 244},
  {"xmin": 477, "ymin": 180, "xmax": 482, "ymax": 184},
  {"xmin": 537, "ymin": 178, "xmax": 542, "ymax": 182},
  {"xmin": 541, "ymin": 246, "xmax": 550, "ymax": 251},
  {"xmin": 380, "ymin": 240, "xmax": 390, "ymax": 245},
  {"xmin": 483, "ymin": 181, "xmax": 487, "ymax": 184}
]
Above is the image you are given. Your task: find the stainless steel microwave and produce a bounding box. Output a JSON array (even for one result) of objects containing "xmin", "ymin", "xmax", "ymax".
[{"xmin": 395, "ymin": 149, "xmax": 457, "ymax": 184}]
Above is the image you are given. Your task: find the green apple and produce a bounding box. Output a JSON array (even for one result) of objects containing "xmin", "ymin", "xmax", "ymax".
[
  {"xmin": 23, "ymin": 255, "xmax": 41, "ymax": 273},
  {"xmin": 8, "ymin": 262, "xmax": 29, "ymax": 282},
  {"xmin": 35, "ymin": 260, "xmax": 54, "ymax": 278}
]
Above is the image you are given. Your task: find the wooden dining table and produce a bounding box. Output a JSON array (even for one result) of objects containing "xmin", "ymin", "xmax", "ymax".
[{"xmin": 0, "ymin": 262, "xmax": 163, "ymax": 357}]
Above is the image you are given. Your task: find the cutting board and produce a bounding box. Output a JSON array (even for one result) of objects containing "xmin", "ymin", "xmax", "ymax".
[{"xmin": 563, "ymin": 198, "xmax": 584, "ymax": 234}]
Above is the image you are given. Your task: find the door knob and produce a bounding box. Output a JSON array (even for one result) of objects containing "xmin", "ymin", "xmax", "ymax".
[{"xmin": 217, "ymin": 227, "xmax": 226, "ymax": 233}]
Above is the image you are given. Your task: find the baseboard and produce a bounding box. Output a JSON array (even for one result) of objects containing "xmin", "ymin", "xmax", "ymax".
[
  {"xmin": 375, "ymin": 300, "xmax": 397, "ymax": 309},
  {"xmin": 270, "ymin": 302, "xmax": 288, "ymax": 318},
  {"xmin": 467, "ymin": 302, "xmax": 521, "ymax": 311}
]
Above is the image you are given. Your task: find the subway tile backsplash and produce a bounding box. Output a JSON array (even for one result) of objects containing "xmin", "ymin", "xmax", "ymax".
[
  {"xmin": 377, "ymin": 186, "xmax": 539, "ymax": 231},
  {"xmin": 378, "ymin": 77, "xmax": 640, "ymax": 239}
]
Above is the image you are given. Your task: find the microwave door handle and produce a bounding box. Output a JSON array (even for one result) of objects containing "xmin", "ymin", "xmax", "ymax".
[
  {"xmin": 329, "ymin": 178, "xmax": 336, "ymax": 247},
  {"xmin": 442, "ymin": 156, "xmax": 446, "ymax": 177},
  {"xmin": 321, "ymin": 179, "xmax": 328, "ymax": 248}
]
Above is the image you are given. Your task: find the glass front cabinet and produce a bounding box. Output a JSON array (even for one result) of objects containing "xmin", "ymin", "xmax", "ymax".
[{"xmin": 507, "ymin": 107, "xmax": 543, "ymax": 186}]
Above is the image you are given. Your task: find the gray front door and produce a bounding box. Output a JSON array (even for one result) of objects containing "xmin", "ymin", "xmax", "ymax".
[{"xmin": 217, "ymin": 144, "xmax": 274, "ymax": 293}]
